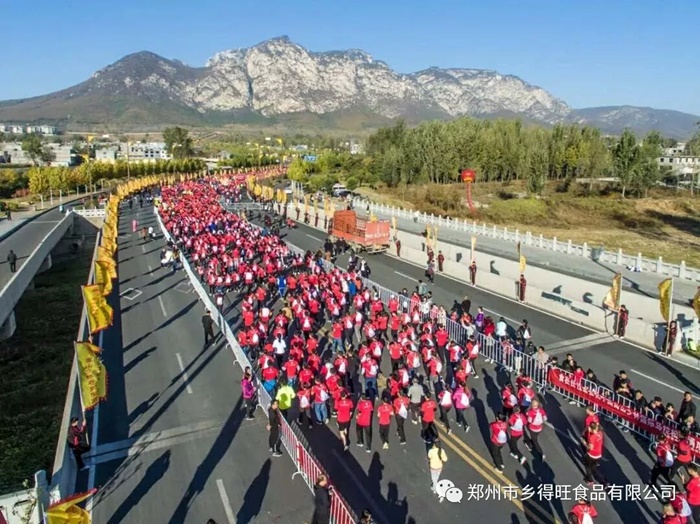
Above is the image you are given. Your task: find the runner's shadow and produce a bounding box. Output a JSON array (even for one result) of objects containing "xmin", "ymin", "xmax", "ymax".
[{"xmin": 236, "ymin": 459, "xmax": 271, "ymax": 524}]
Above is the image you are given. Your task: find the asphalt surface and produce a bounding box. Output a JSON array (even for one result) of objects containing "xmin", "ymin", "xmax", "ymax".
[
  {"xmin": 186, "ymin": 208, "xmax": 673, "ymax": 523},
  {"xmin": 84, "ymin": 204, "xmax": 312, "ymax": 524},
  {"xmin": 357, "ymin": 203, "xmax": 699, "ymax": 307},
  {"xmin": 0, "ymin": 206, "xmax": 71, "ymax": 289}
]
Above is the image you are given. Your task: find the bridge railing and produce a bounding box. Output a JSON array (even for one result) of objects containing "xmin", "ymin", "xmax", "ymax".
[{"xmin": 347, "ymin": 196, "xmax": 700, "ymax": 282}]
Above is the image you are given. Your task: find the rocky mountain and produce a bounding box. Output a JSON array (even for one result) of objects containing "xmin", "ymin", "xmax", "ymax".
[{"xmin": 0, "ymin": 36, "xmax": 697, "ymax": 137}]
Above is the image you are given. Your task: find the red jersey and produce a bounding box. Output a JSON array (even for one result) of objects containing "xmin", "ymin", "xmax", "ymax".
[
  {"xmin": 586, "ymin": 431, "xmax": 604, "ymax": 459},
  {"xmin": 420, "ymin": 400, "xmax": 437, "ymax": 423},
  {"xmin": 686, "ymin": 477, "xmax": 700, "ymax": 505},
  {"xmin": 526, "ymin": 407, "xmax": 547, "ymax": 433},
  {"xmin": 377, "ymin": 404, "xmax": 394, "ymax": 425},
  {"xmin": 490, "ymin": 420, "xmax": 508, "ymax": 446},
  {"xmin": 356, "ymin": 399, "xmax": 373, "ymax": 427},
  {"xmin": 569, "ymin": 503, "xmax": 598, "ymax": 521},
  {"xmin": 336, "ymin": 398, "xmax": 354, "ymax": 423},
  {"xmin": 508, "ymin": 412, "xmax": 527, "ymax": 438}
]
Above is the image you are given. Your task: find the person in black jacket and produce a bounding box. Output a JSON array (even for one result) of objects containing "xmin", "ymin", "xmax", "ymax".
[
  {"xmin": 266, "ymin": 400, "xmax": 282, "ymax": 457},
  {"xmin": 677, "ymin": 392, "xmax": 697, "ymax": 423},
  {"xmin": 311, "ymin": 474, "xmax": 332, "ymax": 524},
  {"xmin": 67, "ymin": 416, "xmax": 90, "ymax": 470},
  {"xmin": 202, "ymin": 310, "xmax": 215, "ymax": 346}
]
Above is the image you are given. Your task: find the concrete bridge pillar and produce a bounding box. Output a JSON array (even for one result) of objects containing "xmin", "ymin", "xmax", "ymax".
[
  {"xmin": 37, "ymin": 254, "xmax": 52, "ymax": 274},
  {"xmin": 0, "ymin": 310, "xmax": 16, "ymax": 340}
]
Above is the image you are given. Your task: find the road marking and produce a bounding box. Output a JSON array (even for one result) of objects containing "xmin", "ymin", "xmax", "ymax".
[
  {"xmin": 176, "ymin": 352, "xmax": 193, "ymax": 394},
  {"xmin": 31, "ymin": 220, "xmax": 62, "ymax": 224},
  {"xmin": 86, "ymin": 331, "xmax": 104, "ymax": 516},
  {"xmin": 631, "ymin": 369, "xmax": 685, "ymax": 394},
  {"xmin": 148, "ymin": 264, "xmax": 153, "ymax": 272},
  {"xmin": 120, "ymin": 288, "xmax": 143, "ymax": 301},
  {"xmin": 90, "ymin": 419, "xmax": 223, "ymax": 457},
  {"xmin": 545, "ymin": 333, "xmax": 614, "ymax": 354},
  {"xmin": 394, "ymin": 271, "xmax": 415, "ymax": 280},
  {"xmin": 306, "ymin": 233, "xmax": 322, "ymax": 241},
  {"xmin": 331, "ymin": 449, "xmax": 390, "ymax": 524},
  {"xmin": 158, "ymin": 296, "xmax": 168, "ymax": 317},
  {"xmin": 142, "ymin": 244, "xmax": 146, "ymax": 253},
  {"xmin": 440, "ymin": 430, "xmax": 559, "ymax": 524},
  {"xmin": 217, "ymin": 479, "xmax": 236, "ymax": 524},
  {"xmin": 90, "ymin": 421, "xmax": 223, "ymax": 465}
]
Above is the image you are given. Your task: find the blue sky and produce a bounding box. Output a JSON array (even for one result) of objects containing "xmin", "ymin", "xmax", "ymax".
[{"xmin": 4, "ymin": 0, "xmax": 699, "ymax": 114}]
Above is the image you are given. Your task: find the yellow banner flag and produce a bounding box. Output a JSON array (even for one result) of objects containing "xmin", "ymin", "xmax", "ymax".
[
  {"xmin": 694, "ymin": 287, "xmax": 700, "ymax": 319},
  {"xmin": 97, "ymin": 254, "xmax": 117, "ymax": 280},
  {"xmin": 82, "ymin": 284, "xmax": 113, "ymax": 334},
  {"xmin": 603, "ymin": 273, "xmax": 622, "ymax": 311},
  {"xmin": 101, "ymin": 236, "xmax": 117, "ymax": 256},
  {"xmin": 95, "ymin": 260, "xmax": 113, "ymax": 296},
  {"xmin": 519, "ymin": 254, "xmax": 527, "ymax": 274},
  {"xmin": 46, "ymin": 489, "xmax": 96, "ymax": 524},
  {"xmin": 75, "ymin": 342, "xmax": 107, "ymax": 409},
  {"xmin": 658, "ymin": 278, "xmax": 673, "ymax": 322}
]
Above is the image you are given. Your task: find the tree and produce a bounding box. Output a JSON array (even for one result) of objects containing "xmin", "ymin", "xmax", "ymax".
[
  {"xmin": 21, "ymin": 134, "xmax": 44, "ymax": 165},
  {"xmin": 162, "ymin": 127, "xmax": 194, "ymax": 158},
  {"xmin": 612, "ymin": 129, "xmax": 639, "ymax": 198},
  {"xmin": 345, "ymin": 176, "xmax": 359, "ymax": 191}
]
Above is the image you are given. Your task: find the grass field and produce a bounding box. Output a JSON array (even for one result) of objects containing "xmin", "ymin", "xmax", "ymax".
[
  {"xmin": 355, "ymin": 181, "xmax": 700, "ymax": 268},
  {"xmin": 0, "ymin": 244, "xmax": 93, "ymax": 493}
]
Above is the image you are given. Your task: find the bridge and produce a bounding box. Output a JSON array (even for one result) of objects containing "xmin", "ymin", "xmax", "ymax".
[{"xmin": 3, "ymin": 181, "xmax": 700, "ymax": 523}]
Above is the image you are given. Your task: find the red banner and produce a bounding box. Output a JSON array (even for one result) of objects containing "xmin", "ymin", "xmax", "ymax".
[{"xmin": 548, "ymin": 368, "xmax": 700, "ymax": 458}]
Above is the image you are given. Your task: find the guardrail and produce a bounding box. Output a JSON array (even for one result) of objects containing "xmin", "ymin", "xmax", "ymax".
[
  {"xmin": 0, "ymin": 213, "xmax": 75, "ymax": 334},
  {"xmin": 71, "ymin": 208, "xmax": 106, "ymax": 218},
  {"xmin": 0, "ymin": 472, "xmax": 48, "ymax": 524},
  {"xmin": 155, "ymin": 208, "xmax": 358, "ymax": 524},
  {"xmin": 48, "ymin": 228, "xmax": 102, "ymax": 506},
  {"xmin": 348, "ymin": 197, "xmax": 700, "ymax": 282}
]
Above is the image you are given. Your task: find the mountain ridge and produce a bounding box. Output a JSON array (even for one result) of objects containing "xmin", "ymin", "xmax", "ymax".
[{"xmin": 0, "ymin": 37, "xmax": 697, "ymax": 138}]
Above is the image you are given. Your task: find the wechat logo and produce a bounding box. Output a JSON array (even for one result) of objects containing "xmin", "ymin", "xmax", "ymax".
[{"xmin": 436, "ymin": 479, "xmax": 463, "ymax": 503}]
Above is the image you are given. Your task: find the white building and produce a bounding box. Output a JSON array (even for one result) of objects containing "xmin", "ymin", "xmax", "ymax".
[
  {"xmin": 0, "ymin": 142, "xmax": 31, "ymax": 164},
  {"xmin": 48, "ymin": 144, "xmax": 75, "ymax": 166},
  {"xmin": 350, "ymin": 142, "xmax": 363, "ymax": 155},
  {"xmin": 662, "ymin": 143, "xmax": 687, "ymax": 157},
  {"xmin": 96, "ymin": 148, "xmax": 118, "ymax": 162},
  {"xmin": 119, "ymin": 142, "xmax": 169, "ymax": 161},
  {"xmin": 25, "ymin": 125, "xmax": 57, "ymax": 135},
  {"xmin": 0, "ymin": 124, "xmax": 25, "ymax": 134},
  {"xmin": 658, "ymin": 155, "xmax": 700, "ymax": 175}
]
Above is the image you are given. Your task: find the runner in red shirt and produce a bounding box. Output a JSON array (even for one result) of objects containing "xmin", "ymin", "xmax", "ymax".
[
  {"xmin": 420, "ymin": 395, "xmax": 438, "ymax": 443},
  {"xmin": 393, "ymin": 391, "xmax": 409, "ymax": 445},
  {"xmin": 489, "ymin": 413, "xmax": 508, "ymax": 472},
  {"xmin": 568, "ymin": 499, "xmax": 598, "ymax": 523},
  {"xmin": 377, "ymin": 398, "xmax": 394, "ymax": 449},
  {"xmin": 661, "ymin": 503, "xmax": 686, "ymax": 524},
  {"xmin": 355, "ymin": 394, "xmax": 374, "ymax": 452},
  {"xmin": 683, "ymin": 465, "xmax": 700, "ymax": 521},
  {"xmin": 335, "ymin": 391, "xmax": 354, "ymax": 451},
  {"xmin": 583, "ymin": 422, "xmax": 607, "ymax": 486}
]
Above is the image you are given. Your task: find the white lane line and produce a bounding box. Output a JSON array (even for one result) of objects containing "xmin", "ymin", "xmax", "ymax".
[
  {"xmin": 305, "ymin": 233, "xmax": 322, "ymax": 241},
  {"xmin": 394, "ymin": 271, "xmax": 415, "ymax": 280},
  {"xmin": 148, "ymin": 264, "xmax": 153, "ymax": 271},
  {"xmin": 631, "ymin": 369, "xmax": 685, "ymax": 394},
  {"xmin": 216, "ymin": 479, "xmax": 236, "ymax": 524},
  {"xmin": 141, "ymin": 244, "xmax": 146, "ymax": 253},
  {"xmin": 86, "ymin": 331, "xmax": 104, "ymax": 516},
  {"xmin": 176, "ymin": 353, "xmax": 193, "ymax": 394},
  {"xmin": 157, "ymin": 296, "xmax": 168, "ymax": 317}
]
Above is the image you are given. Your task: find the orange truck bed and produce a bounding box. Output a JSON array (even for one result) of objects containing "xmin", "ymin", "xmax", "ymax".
[{"xmin": 332, "ymin": 210, "xmax": 391, "ymax": 251}]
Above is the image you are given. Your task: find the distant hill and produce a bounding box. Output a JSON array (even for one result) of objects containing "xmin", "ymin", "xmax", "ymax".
[{"xmin": 0, "ymin": 37, "xmax": 697, "ymax": 137}]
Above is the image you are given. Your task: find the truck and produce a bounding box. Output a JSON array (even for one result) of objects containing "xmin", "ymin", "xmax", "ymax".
[{"xmin": 330, "ymin": 209, "xmax": 391, "ymax": 254}]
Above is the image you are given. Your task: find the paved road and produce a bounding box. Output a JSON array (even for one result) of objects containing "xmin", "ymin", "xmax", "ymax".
[
  {"xmin": 359, "ymin": 204, "xmax": 699, "ymax": 307},
  {"xmin": 0, "ymin": 197, "xmax": 97, "ymax": 290},
  {"xmin": 84, "ymin": 204, "xmax": 311, "ymax": 524},
  {"xmin": 183, "ymin": 210, "xmax": 671, "ymax": 523}
]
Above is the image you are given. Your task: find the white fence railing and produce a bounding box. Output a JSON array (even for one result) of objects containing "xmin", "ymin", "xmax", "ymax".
[
  {"xmin": 347, "ymin": 197, "xmax": 700, "ymax": 282},
  {"xmin": 71, "ymin": 208, "xmax": 106, "ymax": 218}
]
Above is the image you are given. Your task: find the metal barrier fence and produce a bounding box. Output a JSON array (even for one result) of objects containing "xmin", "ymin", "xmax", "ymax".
[
  {"xmin": 154, "ymin": 208, "xmax": 358, "ymax": 524},
  {"xmin": 243, "ymin": 206, "xmax": 700, "ymax": 461}
]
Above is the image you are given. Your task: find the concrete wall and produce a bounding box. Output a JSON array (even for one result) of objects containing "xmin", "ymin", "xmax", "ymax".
[{"xmin": 283, "ymin": 203, "xmax": 698, "ymax": 352}]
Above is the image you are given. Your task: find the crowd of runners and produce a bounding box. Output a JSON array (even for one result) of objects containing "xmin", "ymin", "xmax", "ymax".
[{"xmin": 156, "ymin": 174, "xmax": 700, "ymax": 524}]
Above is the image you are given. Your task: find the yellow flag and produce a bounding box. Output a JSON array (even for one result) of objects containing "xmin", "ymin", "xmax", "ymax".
[
  {"xmin": 658, "ymin": 278, "xmax": 673, "ymax": 322},
  {"xmin": 95, "ymin": 260, "xmax": 113, "ymax": 296},
  {"xmin": 101, "ymin": 236, "xmax": 117, "ymax": 256},
  {"xmin": 46, "ymin": 490, "xmax": 95, "ymax": 524},
  {"xmin": 82, "ymin": 284, "xmax": 113, "ymax": 334},
  {"xmin": 75, "ymin": 342, "xmax": 107, "ymax": 409},
  {"xmin": 603, "ymin": 273, "xmax": 622, "ymax": 311},
  {"xmin": 519, "ymin": 254, "xmax": 527, "ymax": 274},
  {"xmin": 694, "ymin": 287, "xmax": 700, "ymax": 319}
]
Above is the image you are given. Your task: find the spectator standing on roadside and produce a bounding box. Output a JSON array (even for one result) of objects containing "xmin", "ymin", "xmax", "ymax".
[
  {"xmin": 311, "ymin": 474, "xmax": 332, "ymax": 524},
  {"xmin": 615, "ymin": 305, "xmax": 629, "ymax": 339},
  {"xmin": 68, "ymin": 416, "xmax": 90, "ymax": 470},
  {"xmin": 677, "ymin": 392, "xmax": 697, "ymax": 423},
  {"xmin": 241, "ymin": 369, "xmax": 256, "ymax": 420},
  {"xmin": 202, "ymin": 309, "xmax": 215, "ymax": 346},
  {"xmin": 266, "ymin": 399, "xmax": 283, "ymax": 457},
  {"xmin": 469, "ymin": 261, "xmax": 477, "ymax": 285}
]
